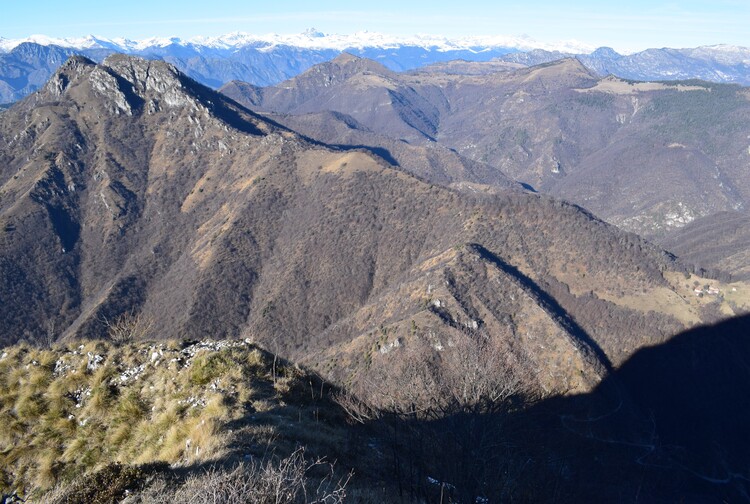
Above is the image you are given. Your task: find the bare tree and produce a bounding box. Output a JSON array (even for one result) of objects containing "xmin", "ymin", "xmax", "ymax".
[
  {"xmin": 357, "ymin": 331, "xmax": 530, "ymax": 419},
  {"xmin": 101, "ymin": 310, "xmax": 154, "ymax": 345},
  {"xmin": 343, "ymin": 329, "xmax": 538, "ymax": 502},
  {"xmin": 132, "ymin": 448, "xmax": 350, "ymax": 504},
  {"xmin": 34, "ymin": 318, "xmax": 57, "ymax": 349}
]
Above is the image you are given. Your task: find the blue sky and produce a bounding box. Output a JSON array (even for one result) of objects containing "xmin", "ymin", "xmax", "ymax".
[{"xmin": 1, "ymin": 0, "xmax": 748, "ymax": 51}]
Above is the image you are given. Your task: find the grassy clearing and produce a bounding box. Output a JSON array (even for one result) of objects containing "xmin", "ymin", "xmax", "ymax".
[
  {"xmin": 0, "ymin": 338, "xmax": 325, "ymax": 499},
  {"xmin": 600, "ymin": 272, "xmax": 750, "ymax": 327}
]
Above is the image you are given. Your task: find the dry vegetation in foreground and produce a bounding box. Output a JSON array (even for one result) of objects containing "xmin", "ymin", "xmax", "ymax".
[
  {"xmin": 36, "ymin": 448, "xmax": 349, "ymax": 504},
  {"xmin": 2, "ymin": 322, "xmax": 745, "ymax": 502},
  {"xmin": 0, "ymin": 338, "xmax": 350, "ymax": 501},
  {"xmin": 0, "ymin": 331, "xmax": 542, "ymax": 503}
]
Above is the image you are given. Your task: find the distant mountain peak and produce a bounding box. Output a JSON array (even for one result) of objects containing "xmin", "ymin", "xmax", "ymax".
[
  {"xmin": 591, "ymin": 47, "xmax": 621, "ymax": 58},
  {"xmin": 527, "ymin": 56, "xmax": 597, "ymax": 79},
  {"xmin": 331, "ymin": 52, "xmax": 361, "ymax": 64},
  {"xmin": 302, "ymin": 27, "xmax": 326, "ymax": 38},
  {"xmin": 3, "ymin": 32, "xmax": 750, "ymax": 106},
  {"xmin": 28, "ymin": 54, "xmax": 276, "ymax": 141},
  {"xmin": 327, "ymin": 51, "xmax": 392, "ymax": 73},
  {"xmin": 61, "ymin": 53, "xmax": 96, "ymax": 68},
  {"xmin": 286, "ymin": 51, "xmax": 394, "ymax": 91}
]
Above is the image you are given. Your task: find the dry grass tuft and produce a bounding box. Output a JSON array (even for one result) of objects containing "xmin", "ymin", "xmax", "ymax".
[{"xmin": 0, "ymin": 338, "xmax": 325, "ymax": 499}]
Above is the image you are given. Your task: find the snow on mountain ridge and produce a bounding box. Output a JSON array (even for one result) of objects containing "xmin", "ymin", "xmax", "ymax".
[
  {"xmin": 4, "ymin": 29, "xmax": 750, "ymax": 60},
  {"xmin": 0, "ymin": 29, "xmax": 596, "ymax": 54},
  {"xmin": 686, "ymin": 44, "xmax": 750, "ymax": 65}
]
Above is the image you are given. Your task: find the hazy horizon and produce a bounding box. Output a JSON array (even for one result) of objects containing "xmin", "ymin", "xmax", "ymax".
[{"xmin": 1, "ymin": 0, "xmax": 748, "ymax": 54}]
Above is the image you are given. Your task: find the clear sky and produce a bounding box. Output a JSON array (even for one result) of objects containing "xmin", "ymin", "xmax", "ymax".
[{"xmin": 1, "ymin": 0, "xmax": 748, "ymax": 52}]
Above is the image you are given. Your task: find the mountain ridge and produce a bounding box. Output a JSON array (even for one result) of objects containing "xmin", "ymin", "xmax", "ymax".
[
  {"xmin": 222, "ymin": 55, "xmax": 750, "ymax": 243},
  {"xmin": 0, "ymin": 29, "xmax": 596, "ymax": 54},
  {"xmin": 4, "ymin": 54, "xmax": 738, "ymax": 400},
  {"xmin": 2, "ymin": 32, "xmax": 750, "ymax": 104}
]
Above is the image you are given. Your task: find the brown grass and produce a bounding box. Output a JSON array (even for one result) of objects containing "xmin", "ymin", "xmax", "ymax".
[{"xmin": 0, "ymin": 338, "xmax": 330, "ymax": 499}]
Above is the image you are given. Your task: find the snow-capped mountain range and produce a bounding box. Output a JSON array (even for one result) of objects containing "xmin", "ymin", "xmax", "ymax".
[
  {"xmin": 0, "ymin": 29, "xmax": 596, "ymax": 54},
  {"xmin": 1, "ymin": 29, "xmax": 750, "ymax": 105}
]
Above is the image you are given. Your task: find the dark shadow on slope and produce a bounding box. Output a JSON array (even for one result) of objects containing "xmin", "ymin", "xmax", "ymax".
[
  {"xmin": 371, "ymin": 313, "xmax": 750, "ymax": 503},
  {"xmin": 536, "ymin": 312, "xmax": 750, "ymax": 502},
  {"xmin": 468, "ymin": 243, "xmax": 614, "ymax": 374},
  {"xmin": 107, "ymin": 68, "xmax": 146, "ymax": 112},
  {"xmin": 602, "ymin": 313, "xmax": 750, "ymax": 486},
  {"xmin": 332, "ymin": 144, "xmax": 401, "ymax": 167},
  {"xmin": 45, "ymin": 204, "xmax": 80, "ymax": 252},
  {"xmin": 519, "ymin": 181, "xmax": 537, "ymax": 192},
  {"xmin": 177, "ymin": 75, "xmax": 267, "ymax": 136},
  {"xmin": 35, "ymin": 315, "xmax": 750, "ymax": 503}
]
